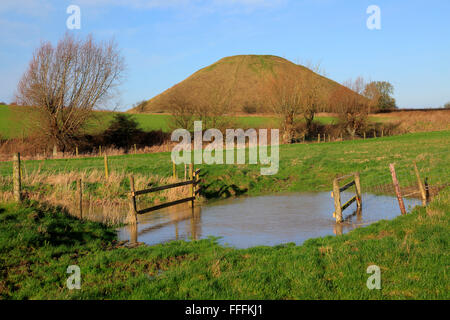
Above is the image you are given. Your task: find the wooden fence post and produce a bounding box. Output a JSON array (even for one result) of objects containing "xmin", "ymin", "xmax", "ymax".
[
  {"xmin": 77, "ymin": 179, "xmax": 83, "ymax": 219},
  {"xmin": 128, "ymin": 175, "xmax": 138, "ymax": 224},
  {"xmin": 13, "ymin": 153, "xmax": 22, "ymax": 202},
  {"xmin": 333, "ymin": 177, "xmax": 343, "ymax": 223},
  {"xmin": 195, "ymin": 170, "xmax": 200, "ymax": 200},
  {"xmin": 340, "ymin": 133, "xmax": 343, "ymax": 141},
  {"xmin": 172, "ymin": 161, "xmax": 177, "ymax": 179},
  {"xmin": 104, "ymin": 154, "xmax": 109, "ymax": 179},
  {"xmin": 193, "ymin": 169, "xmax": 197, "ymax": 200},
  {"xmin": 99, "ymin": 146, "xmax": 102, "ymax": 156},
  {"xmin": 189, "ymin": 164, "xmax": 194, "ymax": 208},
  {"xmin": 389, "ymin": 163, "xmax": 407, "ymax": 215},
  {"xmin": 75, "ymin": 146, "xmax": 79, "ymax": 157},
  {"xmin": 413, "ymin": 162, "xmax": 427, "ymax": 206},
  {"xmin": 354, "ymin": 172, "xmax": 362, "ymax": 209},
  {"xmin": 381, "ymin": 129, "xmax": 384, "ymax": 138},
  {"xmin": 184, "ymin": 164, "xmax": 187, "ymax": 180},
  {"xmin": 318, "ymin": 134, "xmax": 320, "ymax": 143},
  {"xmin": 424, "ymin": 177, "xmax": 430, "ymax": 203},
  {"xmin": 373, "ymin": 130, "xmax": 377, "ymax": 138},
  {"xmin": 134, "ymin": 144, "xmax": 137, "ymax": 155},
  {"xmin": 363, "ymin": 132, "xmax": 366, "ymax": 140}
]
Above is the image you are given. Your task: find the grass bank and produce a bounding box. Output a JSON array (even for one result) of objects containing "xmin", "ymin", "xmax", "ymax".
[
  {"xmin": 0, "ymin": 170, "xmax": 196, "ymax": 225},
  {"xmin": 0, "ymin": 187, "xmax": 448, "ymax": 299}
]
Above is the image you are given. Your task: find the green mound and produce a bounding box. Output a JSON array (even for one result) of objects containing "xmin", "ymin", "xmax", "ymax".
[{"xmin": 129, "ymin": 55, "xmax": 346, "ymax": 114}]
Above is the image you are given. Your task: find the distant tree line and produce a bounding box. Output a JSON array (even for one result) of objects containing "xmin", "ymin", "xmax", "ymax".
[{"xmin": 266, "ymin": 72, "xmax": 398, "ymax": 143}]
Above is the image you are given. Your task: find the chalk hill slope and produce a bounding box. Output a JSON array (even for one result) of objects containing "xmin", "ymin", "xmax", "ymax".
[{"xmin": 130, "ymin": 55, "xmax": 347, "ymax": 114}]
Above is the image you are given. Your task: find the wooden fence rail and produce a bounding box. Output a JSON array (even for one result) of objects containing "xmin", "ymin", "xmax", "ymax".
[
  {"xmin": 128, "ymin": 166, "xmax": 201, "ymax": 224},
  {"xmin": 135, "ymin": 180, "xmax": 194, "ymax": 195},
  {"xmin": 339, "ymin": 180, "xmax": 355, "ymax": 193}
]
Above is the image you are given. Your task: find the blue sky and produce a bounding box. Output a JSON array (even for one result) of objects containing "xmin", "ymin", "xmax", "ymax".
[{"xmin": 0, "ymin": 0, "xmax": 449, "ymax": 110}]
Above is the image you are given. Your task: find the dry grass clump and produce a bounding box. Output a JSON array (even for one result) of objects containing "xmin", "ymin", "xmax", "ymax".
[
  {"xmin": 0, "ymin": 170, "xmax": 200, "ymax": 225},
  {"xmin": 372, "ymin": 110, "xmax": 450, "ymax": 134},
  {"xmin": 425, "ymin": 187, "xmax": 449, "ymax": 217}
]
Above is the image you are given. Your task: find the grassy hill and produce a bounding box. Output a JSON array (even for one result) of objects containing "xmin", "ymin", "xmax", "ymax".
[{"xmin": 129, "ymin": 55, "xmax": 347, "ymax": 114}]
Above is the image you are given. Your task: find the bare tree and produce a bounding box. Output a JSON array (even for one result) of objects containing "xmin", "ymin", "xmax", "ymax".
[
  {"xmin": 300, "ymin": 62, "xmax": 327, "ymax": 135},
  {"xmin": 15, "ymin": 33, "xmax": 125, "ymax": 151},
  {"xmin": 169, "ymin": 77, "xmax": 234, "ymax": 132},
  {"xmin": 267, "ymin": 63, "xmax": 326, "ymax": 143},
  {"xmin": 330, "ymin": 77, "xmax": 373, "ymax": 138},
  {"xmin": 168, "ymin": 89, "xmax": 198, "ymax": 131},
  {"xmin": 363, "ymin": 81, "xmax": 381, "ymax": 113},
  {"xmin": 267, "ymin": 72, "xmax": 302, "ymax": 143},
  {"xmin": 194, "ymin": 80, "xmax": 234, "ymax": 131},
  {"xmin": 132, "ymin": 100, "xmax": 148, "ymax": 113}
]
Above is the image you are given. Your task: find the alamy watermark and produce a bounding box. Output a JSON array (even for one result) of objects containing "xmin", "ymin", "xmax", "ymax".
[
  {"xmin": 366, "ymin": 5, "xmax": 381, "ymax": 30},
  {"xmin": 366, "ymin": 265, "xmax": 381, "ymax": 289},
  {"xmin": 171, "ymin": 121, "xmax": 279, "ymax": 175},
  {"xmin": 66, "ymin": 5, "xmax": 81, "ymax": 30},
  {"xmin": 66, "ymin": 265, "xmax": 81, "ymax": 290}
]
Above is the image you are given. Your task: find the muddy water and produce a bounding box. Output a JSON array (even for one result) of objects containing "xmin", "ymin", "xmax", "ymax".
[{"xmin": 117, "ymin": 192, "xmax": 421, "ymax": 248}]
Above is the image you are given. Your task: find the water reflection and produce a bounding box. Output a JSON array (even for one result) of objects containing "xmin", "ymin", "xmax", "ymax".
[
  {"xmin": 118, "ymin": 192, "xmax": 421, "ymax": 248},
  {"xmin": 129, "ymin": 223, "xmax": 137, "ymax": 244},
  {"xmin": 123, "ymin": 204, "xmax": 203, "ymax": 245},
  {"xmin": 333, "ymin": 207, "xmax": 363, "ymax": 236}
]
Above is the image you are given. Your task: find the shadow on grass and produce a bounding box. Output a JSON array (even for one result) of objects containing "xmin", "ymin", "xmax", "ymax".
[{"xmin": 5, "ymin": 201, "xmax": 117, "ymax": 249}]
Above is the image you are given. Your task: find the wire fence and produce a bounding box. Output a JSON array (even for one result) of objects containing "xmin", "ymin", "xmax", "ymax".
[
  {"xmin": 335, "ymin": 150, "xmax": 450, "ymax": 219},
  {"xmin": 1, "ymin": 140, "xmax": 449, "ymax": 225}
]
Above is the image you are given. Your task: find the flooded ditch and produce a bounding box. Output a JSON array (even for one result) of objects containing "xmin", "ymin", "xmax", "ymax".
[{"xmin": 117, "ymin": 192, "xmax": 421, "ymax": 248}]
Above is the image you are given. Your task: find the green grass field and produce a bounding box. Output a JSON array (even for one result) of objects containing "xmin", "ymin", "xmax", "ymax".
[
  {"xmin": 0, "ymin": 105, "xmax": 175, "ymax": 137},
  {"xmin": 1, "ymin": 131, "xmax": 448, "ymax": 199},
  {"xmin": 0, "ymin": 105, "xmax": 23, "ymax": 139},
  {"xmin": 0, "ymin": 187, "xmax": 448, "ymax": 299},
  {"xmin": 0, "ymin": 129, "xmax": 449, "ymax": 299},
  {"xmin": 0, "ymin": 105, "xmax": 388, "ymax": 139}
]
